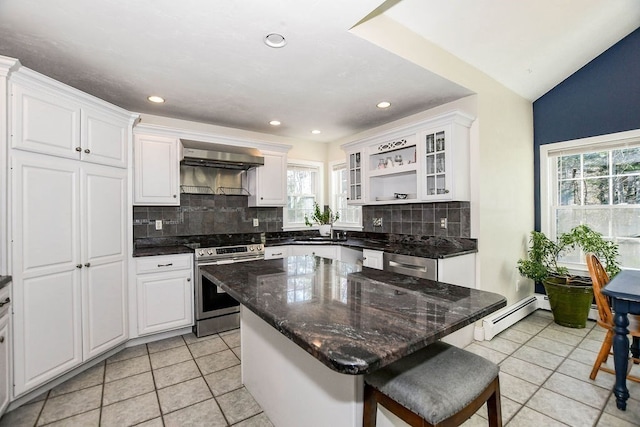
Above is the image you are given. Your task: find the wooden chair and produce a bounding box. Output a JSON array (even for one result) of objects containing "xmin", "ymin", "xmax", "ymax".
[
  {"xmin": 586, "ymin": 253, "xmax": 640, "ymax": 382},
  {"xmin": 363, "ymin": 341, "xmax": 501, "ymax": 427}
]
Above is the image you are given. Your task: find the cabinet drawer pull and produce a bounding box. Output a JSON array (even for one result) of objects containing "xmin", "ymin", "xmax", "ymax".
[
  {"xmin": 157, "ymin": 263, "xmax": 173, "ymax": 267},
  {"xmin": 0, "ymin": 297, "xmax": 10, "ymax": 307},
  {"xmin": 0, "ymin": 336, "xmax": 4, "ymax": 343},
  {"xmin": 75, "ymin": 147, "xmax": 82, "ymax": 152},
  {"xmin": 84, "ymin": 148, "xmax": 91, "ymax": 154},
  {"xmin": 272, "ymin": 252, "xmax": 283, "ymax": 256}
]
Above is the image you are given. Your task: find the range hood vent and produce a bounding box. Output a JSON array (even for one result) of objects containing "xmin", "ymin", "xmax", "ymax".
[{"xmin": 180, "ymin": 139, "xmax": 264, "ymax": 170}]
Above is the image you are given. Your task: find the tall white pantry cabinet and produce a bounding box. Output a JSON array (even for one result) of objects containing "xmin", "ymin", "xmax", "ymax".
[{"xmin": 3, "ymin": 59, "xmax": 138, "ymax": 396}]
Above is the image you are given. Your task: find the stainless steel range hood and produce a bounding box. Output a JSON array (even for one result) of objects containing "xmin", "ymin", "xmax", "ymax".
[{"xmin": 180, "ymin": 139, "xmax": 264, "ymax": 170}]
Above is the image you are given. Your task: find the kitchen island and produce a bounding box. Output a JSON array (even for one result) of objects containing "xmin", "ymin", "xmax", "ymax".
[{"xmin": 200, "ymin": 256, "xmax": 505, "ymax": 427}]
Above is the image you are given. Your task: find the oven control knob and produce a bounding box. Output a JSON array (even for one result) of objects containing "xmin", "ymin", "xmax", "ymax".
[
  {"xmin": 249, "ymin": 246, "xmax": 255, "ymax": 251},
  {"xmin": 198, "ymin": 250, "xmax": 205, "ymax": 257},
  {"xmin": 207, "ymin": 249, "xmax": 214, "ymax": 255}
]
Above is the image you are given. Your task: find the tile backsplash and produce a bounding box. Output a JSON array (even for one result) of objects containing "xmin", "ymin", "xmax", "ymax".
[
  {"xmin": 361, "ymin": 202, "xmax": 470, "ymax": 237},
  {"xmin": 133, "ymin": 194, "xmax": 282, "ymax": 238},
  {"xmin": 134, "ymin": 197, "xmax": 469, "ymax": 239}
]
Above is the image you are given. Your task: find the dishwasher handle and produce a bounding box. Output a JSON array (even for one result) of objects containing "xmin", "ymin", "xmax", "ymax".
[{"xmin": 383, "ymin": 253, "xmax": 437, "ymax": 281}]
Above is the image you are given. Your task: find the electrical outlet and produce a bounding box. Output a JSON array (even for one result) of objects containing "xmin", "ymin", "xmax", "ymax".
[
  {"xmin": 253, "ymin": 218, "xmax": 259, "ymax": 227},
  {"xmin": 440, "ymin": 218, "xmax": 447, "ymax": 229},
  {"xmin": 155, "ymin": 219, "xmax": 163, "ymax": 230},
  {"xmin": 373, "ymin": 217, "xmax": 383, "ymax": 227}
]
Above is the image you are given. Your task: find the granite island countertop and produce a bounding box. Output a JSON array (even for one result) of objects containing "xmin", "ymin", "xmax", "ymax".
[{"xmin": 200, "ymin": 256, "xmax": 505, "ymax": 375}]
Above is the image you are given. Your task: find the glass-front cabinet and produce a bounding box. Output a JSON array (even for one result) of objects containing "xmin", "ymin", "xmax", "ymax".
[
  {"xmin": 423, "ymin": 128, "xmax": 450, "ymax": 199},
  {"xmin": 419, "ymin": 119, "xmax": 471, "ymax": 201},
  {"xmin": 341, "ymin": 110, "xmax": 474, "ymax": 204},
  {"xmin": 346, "ymin": 150, "xmax": 364, "ymax": 204}
]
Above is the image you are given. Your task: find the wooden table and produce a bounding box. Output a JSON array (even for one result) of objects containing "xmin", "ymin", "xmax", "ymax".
[{"xmin": 602, "ymin": 269, "xmax": 640, "ymax": 410}]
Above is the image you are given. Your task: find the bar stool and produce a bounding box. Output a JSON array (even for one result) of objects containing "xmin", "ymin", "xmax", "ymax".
[{"xmin": 363, "ymin": 341, "xmax": 502, "ymax": 427}]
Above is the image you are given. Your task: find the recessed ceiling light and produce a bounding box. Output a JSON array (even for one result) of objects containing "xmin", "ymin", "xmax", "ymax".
[
  {"xmin": 147, "ymin": 95, "xmax": 165, "ymax": 103},
  {"xmin": 269, "ymin": 120, "xmax": 281, "ymax": 126},
  {"xmin": 377, "ymin": 101, "xmax": 391, "ymax": 109},
  {"xmin": 311, "ymin": 130, "xmax": 321, "ymax": 135},
  {"xmin": 264, "ymin": 33, "xmax": 287, "ymax": 48}
]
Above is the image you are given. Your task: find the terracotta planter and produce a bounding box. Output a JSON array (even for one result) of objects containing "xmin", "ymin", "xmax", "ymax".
[{"xmin": 543, "ymin": 276, "xmax": 593, "ymax": 328}]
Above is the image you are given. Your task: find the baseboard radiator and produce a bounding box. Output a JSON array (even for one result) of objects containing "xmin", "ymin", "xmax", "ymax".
[{"xmin": 482, "ymin": 296, "xmax": 539, "ymax": 340}]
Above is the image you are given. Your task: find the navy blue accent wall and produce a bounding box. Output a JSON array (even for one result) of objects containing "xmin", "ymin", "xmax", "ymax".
[{"xmin": 533, "ymin": 27, "xmax": 640, "ymax": 230}]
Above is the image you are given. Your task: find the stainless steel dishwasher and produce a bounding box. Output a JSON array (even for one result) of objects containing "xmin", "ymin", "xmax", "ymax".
[{"xmin": 383, "ymin": 252, "xmax": 437, "ymax": 280}]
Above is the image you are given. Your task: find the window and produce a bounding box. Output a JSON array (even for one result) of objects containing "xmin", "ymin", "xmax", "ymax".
[
  {"xmin": 330, "ymin": 161, "xmax": 362, "ymax": 229},
  {"xmin": 540, "ymin": 129, "xmax": 640, "ymax": 271},
  {"xmin": 284, "ymin": 160, "xmax": 322, "ymax": 229}
]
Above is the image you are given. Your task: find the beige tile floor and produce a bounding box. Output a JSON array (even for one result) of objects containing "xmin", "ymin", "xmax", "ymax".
[{"xmin": 0, "ymin": 310, "xmax": 638, "ymax": 426}]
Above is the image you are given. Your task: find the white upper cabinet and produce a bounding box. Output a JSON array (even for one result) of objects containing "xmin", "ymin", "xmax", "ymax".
[
  {"xmin": 247, "ymin": 151, "xmax": 287, "ymax": 207},
  {"xmin": 81, "ymin": 106, "xmax": 129, "ymax": 168},
  {"xmin": 341, "ymin": 110, "xmax": 474, "ymax": 204},
  {"xmin": 10, "ymin": 70, "xmax": 134, "ymax": 168},
  {"xmin": 11, "ymin": 82, "xmax": 81, "ymax": 159},
  {"xmin": 419, "ymin": 118, "xmax": 471, "ymax": 201},
  {"xmin": 133, "ymin": 134, "xmax": 180, "ymax": 205},
  {"xmin": 345, "ymin": 150, "xmax": 365, "ymax": 205}
]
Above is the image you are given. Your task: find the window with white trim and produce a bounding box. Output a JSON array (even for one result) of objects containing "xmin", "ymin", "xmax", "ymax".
[
  {"xmin": 330, "ymin": 162, "xmax": 362, "ymax": 229},
  {"xmin": 284, "ymin": 160, "xmax": 322, "ymax": 230},
  {"xmin": 540, "ymin": 129, "xmax": 640, "ymax": 271}
]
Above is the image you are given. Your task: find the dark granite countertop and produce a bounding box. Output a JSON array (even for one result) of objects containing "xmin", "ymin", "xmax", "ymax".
[
  {"xmin": 200, "ymin": 256, "xmax": 505, "ymax": 375},
  {"xmin": 267, "ymin": 236, "xmax": 477, "ymax": 259},
  {"xmin": 133, "ymin": 233, "xmax": 476, "ymax": 259},
  {"xmin": 0, "ymin": 276, "xmax": 11, "ymax": 289},
  {"xmin": 133, "ymin": 245, "xmax": 194, "ymax": 257}
]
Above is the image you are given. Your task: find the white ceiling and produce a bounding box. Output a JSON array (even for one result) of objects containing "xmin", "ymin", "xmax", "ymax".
[
  {"xmin": 384, "ymin": 0, "xmax": 640, "ymax": 101},
  {"xmin": 0, "ymin": 0, "xmax": 638, "ymax": 143}
]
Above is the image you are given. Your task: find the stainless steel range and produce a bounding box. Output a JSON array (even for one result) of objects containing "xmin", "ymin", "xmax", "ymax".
[{"xmin": 194, "ymin": 243, "xmax": 264, "ymax": 337}]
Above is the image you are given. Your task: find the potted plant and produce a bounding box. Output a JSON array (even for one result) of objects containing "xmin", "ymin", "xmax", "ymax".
[
  {"xmin": 517, "ymin": 224, "xmax": 620, "ymax": 328},
  {"xmin": 304, "ymin": 202, "xmax": 339, "ymax": 236}
]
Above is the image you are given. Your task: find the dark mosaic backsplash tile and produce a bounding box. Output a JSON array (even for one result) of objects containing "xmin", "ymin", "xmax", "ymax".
[
  {"xmin": 361, "ymin": 202, "xmax": 470, "ymax": 238},
  {"xmin": 134, "ymin": 197, "xmax": 470, "ymax": 240},
  {"xmin": 133, "ymin": 194, "xmax": 283, "ymax": 238}
]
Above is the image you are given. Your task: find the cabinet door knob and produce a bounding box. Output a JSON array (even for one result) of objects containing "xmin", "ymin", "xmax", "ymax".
[
  {"xmin": 187, "ymin": 278, "xmax": 191, "ymax": 282},
  {"xmin": 76, "ymin": 264, "xmax": 83, "ymax": 269},
  {"xmin": 0, "ymin": 297, "xmax": 10, "ymax": 307},
  {"xmin": 260, "ymin": 197, "xmax": 264, "ymax": 200},
  {"xmin": 84, "ymin": 262, "xmax": 91, "ymax": 267},
  {"xmin": 84, "ymin": 149, "xmax": 91, "ymax": 154},
  {"xmin": 173, "ymin": 195, "xmax": 177, "ymax": 198},
  {"xmin": 0, "ymin": 336, "xmax": 4, "ymax": 343},
  {"xmin": 75, "ymin": 147, "xmax": 82, "ymax": 152}
]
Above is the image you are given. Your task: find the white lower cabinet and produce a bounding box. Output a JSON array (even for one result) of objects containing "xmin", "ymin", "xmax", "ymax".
[
  {"xmin": 0, "ymin": 284, "xmax": 11, "ymax": 417},
  {"xmin": 362, "ymin": 249, "xmax": 384, "ymax": 270},
  {"xmin": 264, "ymin": 246, "xmax": 289, "ymax": 260},
  {"xmin": 135, "ymin": 254, "xmax": 194, "ymax": 336},
  {"xmin": 289, "ymin": 245, "xmax": 338, "ymax": 260},
  {"xmin": 11, "ymin": 153, "xmax": 127, "ymax": 396},
  {"xmin": 338, "ymin": 247, "xmax": 363, "ymax": 265}
]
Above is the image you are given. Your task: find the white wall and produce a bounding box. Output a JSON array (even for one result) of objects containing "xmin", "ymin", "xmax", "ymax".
[{"xmin": 350, "ymin": 15, "xmax": 535, "ymax": 304}]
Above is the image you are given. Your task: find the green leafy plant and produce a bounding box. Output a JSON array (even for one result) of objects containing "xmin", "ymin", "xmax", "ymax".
[
  {"xmin": 304, "ymin": 202, "xmax": 339, "ymax": 226},
  {"xmin": 517, "ymin": 225, "xmax": 620, "ymax": 283}
]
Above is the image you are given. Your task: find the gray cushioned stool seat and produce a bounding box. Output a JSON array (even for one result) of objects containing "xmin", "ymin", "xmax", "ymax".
[{"xmin": 365, "ymin": 341, "xmax": 500, "ymax": 425}]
